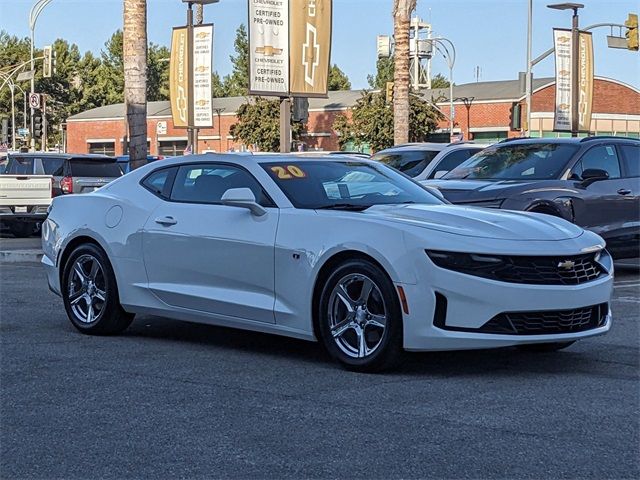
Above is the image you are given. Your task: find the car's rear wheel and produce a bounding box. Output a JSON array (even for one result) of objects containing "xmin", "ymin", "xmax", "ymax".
[
  {"xmin": 9, "ymin": 222, "xmax": 35, "ymax": 238},
  {"xmin": 517, "ymin": 341, "xmax": 576, "ymax": 352},
  {"xmin": 318, "ymin": 259, "xmax": 403, "ymax": 372},
  {"xmin": 61, "ymin": 243, "xmax": 134, "ymax": 335}
]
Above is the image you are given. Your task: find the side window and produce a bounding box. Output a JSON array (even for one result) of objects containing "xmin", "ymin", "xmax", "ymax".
[
  {"xmin": 619, "ymin": 145, "xmax": 639, "ymax": 178},
  {"xmin": 429, "ymin": 149, "xmax": 479, "ymax": 179},
  {"xmin": 41, "ymin": 158, "xmax": 65, "ymax": 176},
  {"xmin": 169, "ymin": 164, "xmax": 273, "ymax": 207},
  {"xmin": 142, "ymin": 168, "xmax": 176, "ymax": 198},
  {"xmin": 577, "ymin": 145, "xmax": 621, "ymax": 179}
]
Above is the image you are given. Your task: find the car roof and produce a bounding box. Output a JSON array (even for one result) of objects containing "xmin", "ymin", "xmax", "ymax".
[
  {"xmin": 497, "ymin": 136, "xmax": 640, "ymax": 146},
  {"xmin": 8, "ymin": 152, "xmax": 115, "ymax": 161},
  {"xmin": 374, "ymin": 141, "xmax": 490, "ymax": 155}
]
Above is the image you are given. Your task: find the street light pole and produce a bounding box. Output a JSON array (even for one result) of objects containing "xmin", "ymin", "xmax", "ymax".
[
  {"xmin": 570, "ymin": 7, "xmax": 580, "ymax": 137},
  {"xmin": 29, "ymin": 0, "xmax": 53, "ymax": 151},
  {"xmin": 431, "ymin": 37, "xmax": 456, "ymax": 139},
  {"xmin": 525, "ymin": 0, "xmax": 533, "ymax": 136}
]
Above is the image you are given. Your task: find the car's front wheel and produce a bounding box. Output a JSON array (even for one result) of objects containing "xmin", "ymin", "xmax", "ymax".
[
  {"xmin": 317, "ymin": 259, "xmax": 403, "ymax": 372},
  {"xmin": 61, "ymin": 243, "xmax": 134, "ymax": 335}
]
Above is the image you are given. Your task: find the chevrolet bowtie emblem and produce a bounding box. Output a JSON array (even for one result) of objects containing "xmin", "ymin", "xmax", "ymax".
[
  {"xmin": 558, "ymin": 260, "xmax": 575, "ymax": 270},
  {"xmin": 256, "ymin": 46, "xmax": 283, "ymax": 56}
]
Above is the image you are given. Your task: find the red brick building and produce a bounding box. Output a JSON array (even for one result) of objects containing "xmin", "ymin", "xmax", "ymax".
[{"xmin": 66, "ymin": 76, "xmax": 640, "ymax": 155}]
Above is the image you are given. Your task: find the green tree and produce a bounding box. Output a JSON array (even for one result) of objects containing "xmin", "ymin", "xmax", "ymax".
[
  {"xmin": 367, "ymin": 57, "xmax": 394, "ymax": 90},
  {"xmin": 211, "ymin": 71, "xmax": 225, "ymax": 98},
  {"xmin": 230, "ymin": 97, "xmax": 302, "ymax": 152},
  {"xmin": 222, "ymin": 24, "xmax": 249, "ymax": 96},
  {"xmin": 147, "ymin": 42, "xmax": 170, "ymax": 101},
  {"xmin": 328, "ymin": 64, "xmax": 351, "ymax": 90},
  {"xmin": 333, "ymin": 90, "xmax": 441, "ymax": 153},
  {"xmin": 431, "ymin": 73, "xmax": 450, "ymax": 89}
]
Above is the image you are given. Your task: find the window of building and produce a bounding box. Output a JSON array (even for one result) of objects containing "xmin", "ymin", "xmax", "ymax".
[
  {"xmin": 88, "ymin": 142, "xmax": 115, "ymax": 156},
  {"xmin": 159, "ymin": 140, "xmax": 188, "ymax": 157},
  {"xmin": 471, "ymin": 131, "xmax": 508, "ymax": 143}
]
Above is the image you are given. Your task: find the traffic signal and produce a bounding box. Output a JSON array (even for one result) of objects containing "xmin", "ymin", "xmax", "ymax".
[
  {"xmin": 385, "ymin": 81, "xmax": 394, "ymax": 105},
  {"xmin": 509, "ymin": 102, "xmax": 522, "ymax": 130},
  {"xmin": 292, "ymin": 97, "xmax": 309, "ymax": 123},
  {"xmin": 625, "ymin": 13, "xmax": 638, "ymax": 51},
  {"xmin": 43, "ymin": 45, "xmax": 53, "ymax": 78},
  {"xmin": 33, "ymin": 112, "xmax": 43, "ymax": 138}
]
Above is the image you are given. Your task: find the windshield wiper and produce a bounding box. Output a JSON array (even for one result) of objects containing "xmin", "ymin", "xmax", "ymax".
[{"xmin": 315, "ymin": 203, "xmax": 372, "ymax": 211}]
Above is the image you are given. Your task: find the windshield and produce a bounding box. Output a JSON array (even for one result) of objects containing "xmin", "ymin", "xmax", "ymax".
[
  {"xmin": 261, "ymin": 160, "xmax": 443, "ymax": 210},
  {"xmin": 443, "ymin": 143, "xmax": 579, "ymax": 180},
  {"xmin": 372, "ymin": 150, "xmax": 440, "ymax": 177}
]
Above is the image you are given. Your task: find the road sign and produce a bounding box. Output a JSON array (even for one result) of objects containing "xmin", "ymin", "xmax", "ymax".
[
  {"xmin": 29, "ymin": 93, "xmax": 41, "ymax": 109},
  {"xmin": 16, "ymin": 70, "xmax": 35, "ymax": 82},
  {"xmin": 17, "ymin": 128, "xmax": 29, "ymax": 137}
]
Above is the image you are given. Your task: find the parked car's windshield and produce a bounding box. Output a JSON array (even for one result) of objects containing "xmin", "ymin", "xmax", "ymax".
[
  {"xmin": 372, "ymin": 150, "xmax": 440, "ymax": 177},
  {"xmin": 443, "ymin": 143, "xmax": 579, "ymax": 180},
  {"xmin": 261, "ymin": 160, "xmax": 443, "ymax": 210}
]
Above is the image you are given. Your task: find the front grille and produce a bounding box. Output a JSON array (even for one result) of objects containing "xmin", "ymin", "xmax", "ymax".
[
  {"xmin": 492, "ymin": 254, "xmax": 603, "ymax": 285},
  {"xmin": 479, "ymin": 303, "xmax": 608, "ymax": 335}
]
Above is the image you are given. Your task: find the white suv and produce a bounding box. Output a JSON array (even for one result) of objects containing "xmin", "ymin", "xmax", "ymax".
[{"xmin": 371, "ymin": 142, "xmax": 492, "ymax": 180}]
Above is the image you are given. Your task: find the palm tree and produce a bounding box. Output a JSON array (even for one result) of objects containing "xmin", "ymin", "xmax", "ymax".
[
  {"xmin": 392, "ymin": 0, "xmax": 416, "ymax": 145},
  {"xmin": 123, "ymin": 0, "xmax": 147, "ymax": 169}
]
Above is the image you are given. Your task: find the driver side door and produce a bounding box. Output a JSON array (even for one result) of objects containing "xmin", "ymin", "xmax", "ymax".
[
  {"xmin": 142, "ymin": 163, "xmax": 279, "ymax": 323},
  {"xmin": 569, "ymin": 144, "xmax": 630, "ymax": 244}
]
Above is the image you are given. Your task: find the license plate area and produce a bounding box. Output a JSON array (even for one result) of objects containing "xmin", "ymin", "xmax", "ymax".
[{"xmin": 14, "ymin": 206, "xmax": 28, "ymax": 213}]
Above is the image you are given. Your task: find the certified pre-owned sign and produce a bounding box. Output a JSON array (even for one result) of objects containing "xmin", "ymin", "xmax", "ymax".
[{"xmin": 248, "ymin": 0, "xmax": 332, "ymax": 98}]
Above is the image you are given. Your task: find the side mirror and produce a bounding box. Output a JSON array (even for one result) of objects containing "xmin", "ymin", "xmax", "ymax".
[
  {"xmin": 221, "ymin": 188, "xmax": 267, "ymax": 216},
  {"xmin": 581, "ymin": 168, "xmax": 609, "ymax": 185},
  {"xmin": 433, "ymin": 170, "xmax": 448, "ymax": 179},
  {"xmin": 422, "ymin": 185, "xmax": 448, "ymax": 203}
]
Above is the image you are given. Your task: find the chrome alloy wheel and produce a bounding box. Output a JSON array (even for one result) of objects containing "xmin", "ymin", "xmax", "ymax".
[
  {"xmin": 68, "ymin": 254, "xmax": 107, "ymax": 324},
  {"xmin": 328, "ymin": 273, "xmax": 388, "ymax": 358}
]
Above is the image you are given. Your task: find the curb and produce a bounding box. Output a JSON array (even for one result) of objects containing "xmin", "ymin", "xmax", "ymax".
[{"xmin": 0, "ymin": 250, "xmax": 44, "ymax": 263}]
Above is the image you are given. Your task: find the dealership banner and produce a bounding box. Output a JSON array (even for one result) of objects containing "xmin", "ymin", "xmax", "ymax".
[
  {"xmin": 248, "ymin": 0, "xmax": 332, "ymax": 97},
  {"xmin": 289, "ymin": 0, "xmax": 332, "ymax": 96},
  {"xmin": 248, "ymin": 0, "xmax": 290, "ymax": 95},
  {"xmin": 553, "ymin": 29, "xmax": 594, "ymax": 132},
  {"xmin": 577, "ymin": 31, "xmax": 594, "ymax": 132},
  {"xmin": 170, "ymin": 27, "xmax": 189, "ymax": 128},
  {"xmin": 553, "ymin": 29, "xmax": 572, "ymax": 131},
  {"xmin": 193, "ymin": 24, "xmax": 214, "ymax": 128}
]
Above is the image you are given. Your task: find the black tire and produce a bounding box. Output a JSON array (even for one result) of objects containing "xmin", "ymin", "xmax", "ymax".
[
  {"xmin": 61, "ymin": 243, "xmax": 134, "ymax": 335},
  {"xmin": 317, "ymin": 259, "xmax": 403, "ymax": 372},
  {"xmin": 517, "ymin": 341, "xmax": 576, "ymax": 352},
  {"xmin": 9, "ymin": 222, "xmax": 35, "ymax": 238}
]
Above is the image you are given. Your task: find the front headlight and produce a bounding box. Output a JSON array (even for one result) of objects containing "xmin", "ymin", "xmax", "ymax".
[
  {"xmin": 426, "ymin": 250, "xmax": 507, "ymax": 279},
  {"xmin": 457, "ymin": 199, "xmax": 505, "ymax": 208}
]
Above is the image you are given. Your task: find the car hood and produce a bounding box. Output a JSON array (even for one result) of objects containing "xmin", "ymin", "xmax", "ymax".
[
  {"xmin": 363, "ymin": 203, "xmax": 583, "ymax": 241},
  {"xmin": 420, "ymin": 179, "xmax": 543, "ymax": 203}
]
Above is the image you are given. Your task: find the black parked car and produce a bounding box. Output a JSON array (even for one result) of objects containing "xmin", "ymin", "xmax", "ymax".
[{"xmin": 421, "ymin": 137, "xmax": 640, "ymax": 259}]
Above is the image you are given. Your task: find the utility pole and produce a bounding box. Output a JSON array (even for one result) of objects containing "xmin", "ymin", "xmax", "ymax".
[{"xmin": 279, "ymin": 98, "xmax": 291, "ymax": 153}]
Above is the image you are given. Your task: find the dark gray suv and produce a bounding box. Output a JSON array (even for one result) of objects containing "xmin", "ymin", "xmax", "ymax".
[{"xmin": 421, "ymin": 137, "xmax": 640, "ymax": 259}]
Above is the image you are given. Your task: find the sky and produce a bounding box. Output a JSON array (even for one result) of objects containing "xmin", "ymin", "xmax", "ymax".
[{"xmin": 1, "ymin": 0, "xmax": 638, "ymax": 90}]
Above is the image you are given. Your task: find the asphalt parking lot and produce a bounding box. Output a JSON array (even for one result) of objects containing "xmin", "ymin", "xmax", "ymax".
[{"xmin": 1, "ymin": 256, "xmax": 638, "ymax": 478}]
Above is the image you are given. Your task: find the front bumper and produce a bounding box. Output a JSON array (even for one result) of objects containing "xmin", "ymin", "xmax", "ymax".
[{"xmin": 400, "ymin": 256, "xmax": 613, "ymax": 351}]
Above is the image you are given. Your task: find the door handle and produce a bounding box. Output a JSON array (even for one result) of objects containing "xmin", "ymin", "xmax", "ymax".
[
  {"xmin": 617, "ymin": 189, "xmax": 632, "ymax": 195},
  {"xmin": 154, "ymin": 216, "xmax": 177, "ymax": 226}
]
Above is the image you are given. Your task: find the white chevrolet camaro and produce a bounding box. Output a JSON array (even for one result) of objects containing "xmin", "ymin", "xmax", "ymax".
[{"xmin": 42, "ymin": 154, "xmax": 613, "ymax": 372}]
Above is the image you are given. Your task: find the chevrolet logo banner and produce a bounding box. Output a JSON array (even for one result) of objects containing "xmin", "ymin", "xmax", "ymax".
[
  {"xmin": 289, "ymin": 0, "xmax": 332, "ymax": 97},
  {"xmin": 170, "ymin": 24, "xmax": 214, "ymax": 129},
  {"xmin": 249, "ymin": 0, "xmax": 332, "ymax": 97},
  {"xmin": 170, "ymin": 27, "xmax": 189, "ymax": 128},
  {"xmin": 553, "ymin": 28, "xmax": 593, "ymax": 132}
]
